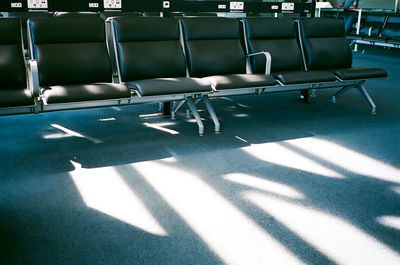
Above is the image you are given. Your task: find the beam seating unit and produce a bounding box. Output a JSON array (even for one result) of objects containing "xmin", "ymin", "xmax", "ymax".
[
  {"xmin": 180, "ymin": 17, "xmax": 277, "ymax": 97},
  {"xmin": 243, "ymin": 17, "xmax": 337, "ymax": 86},
  {"xmin": 381, "ymin": 15, "xmax": 400, "ymax": 44},
  {"xmin": 0, "ymin": 15, "xmax": 390, "ymax": 134},
  {"xmin": 299, "ymin": 18, "xmax": 387, "ymax": 113},
  {"xmin": 110, "ymin": 17, "xmax": 217, "ymax": 135},
  {"xmin": 28, "ymin": 16, "xmax": 131, "ymax": 110}
]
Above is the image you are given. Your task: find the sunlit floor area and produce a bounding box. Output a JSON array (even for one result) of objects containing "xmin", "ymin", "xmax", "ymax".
[{"xmin": 1, "ymin": 46, "xmax": 400, "ymax": 265}]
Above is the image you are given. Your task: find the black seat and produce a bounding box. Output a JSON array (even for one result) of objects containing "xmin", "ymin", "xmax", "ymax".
[
  {"xmin": 28, "ymin": 16, "xmax": 131, "ymax": 106},
  {"xmin": 0, "ymin": 18, "xmax": 35, "ymax": 113},
  {"xmin": 299, "ymin": 18, "xmax": 387, "ymax": 113},
  {"xmin": 53, "ymin": 12, "xmax": 100, "ymax": 18},
  {"xmin": 4, "ymin": 12, "xmax": 52, "ymax": 54},
  {"xmin": 100, "ymin": 11, "xmax": 142, "ymax": 20},
  {"xmin": 299, "ymin": 18, "xmax": 387, "ymax": 81},
  {"xmin": 244, "ymin": 17, "xmax": 336, "ymax": 85},
  {"xmin": 111, "ymin": 17, "xmax": 211, "ymax": 97},
  {"xmin": 358, "ymin": 14, "xmax": 387, "ymax": 37},
  {"xmin": 111, "ymin": 17, "xmax": 217, "ymax": 135},
  {"xmin": 180, "ymin": 17, "xmax": 276, "ymax": 92},
  {"xmin": 380, "ymin": 15, "xmax": 400, "ymax": 41}
]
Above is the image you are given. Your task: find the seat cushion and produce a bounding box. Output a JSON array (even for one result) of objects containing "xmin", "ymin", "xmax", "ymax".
[
  {"xmin": 43, "ymin": 83, "xmax": 131, "ymax": 104},
  {"xmin": 127, "ymin": 77, "xmax": 212, "ymax": 97},
  {"xmin": 274, "ymin": 70, "xmax": 337, "ymax": 85},
  {"xmin": 334, "ymin": 67, "xmax": 388, "ymax": 80},
  {"xmin": 204, "ymin": 74, "xmax": 276, "ymax": 90},
  {"xmin": 0, "ymin": 89, "xmax": 34, "ymax": 108}
]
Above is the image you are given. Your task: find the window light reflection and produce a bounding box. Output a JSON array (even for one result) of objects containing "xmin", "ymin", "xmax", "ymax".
[
  {"xmin": 223, "ymin": 173, "xmax": 304, "ymax": 199},
  {"xmin": 287, "ymin": 137, "xmax": 400, "ymax": 184},
  {"xmin": 133, "ymin": 161, "xmax": 304, "ymax": 265},
  {"xmin": 69, "ymin": 161, "xmax": 167, "ymax": 236},
  {"xmin": 377, "ymin": 216, "xmax": 400, "ymax": 231},
  {"xmin": 242, "ymin": 142, "xmax": 344, "ymax": 178},
  {"xmin": 245, "ymin": 192, "xmax": 400, "ymax": 265}
]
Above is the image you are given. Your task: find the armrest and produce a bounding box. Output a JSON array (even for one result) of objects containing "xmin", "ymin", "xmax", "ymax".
[
  {"xmin": 246, "ymin": 51, "xmax": 272, "ymax": 75},
  {"xmin": 27, "ymin": 59, "xmax": 40, "ymax": 97}
]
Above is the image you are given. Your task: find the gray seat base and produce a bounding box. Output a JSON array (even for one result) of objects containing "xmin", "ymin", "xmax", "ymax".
[
  {"xmin": 275, "ymin": 70, "xmax": 337, "ymax": 85},
  {"xmin": 0, "ymin": 89, "xmax": 34, "ymax": 108},
  {"xmin": 334, "ymin": 67, "xmax": 387, "ymax": 81},
  {"xmin": 127, "ymin": 77, "xmax": 212, "ymax": 97},
  {"xmin": 204, "ymin": 74, "xmax": 276, "ymax": 91},
  {"xmin": 43, "ymin": 83, "xmax": 131, "ymax": 104}
]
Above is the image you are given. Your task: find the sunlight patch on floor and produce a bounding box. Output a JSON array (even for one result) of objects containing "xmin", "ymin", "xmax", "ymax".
[
  {"xmin": 133, "ymin": 161, "xmax": 305, "ymax": 265},
  {"xmin": 287, "ymin": 137, "xmax": 400, "ymax": 184},
  {"xmin": 223, "ymin": 173, "xmax": 304, "ymax": 199},
  {"xmin": 51, "ymin": 124, "xmax": 102, "ymax": 144},
  {"xmin": 245, "ymin": 191, "xmax": 400, "ymax": 265},
  {"xmin": 69, "ymin": 161, "xmax": 166, "ymax": 236},
  {"xmin": 242, "ymin": 142, "xmax": 344, "ymax": 178},
  {"xmin": 377, "ymin": 216, "xmax": 400, "ymax": 231}
]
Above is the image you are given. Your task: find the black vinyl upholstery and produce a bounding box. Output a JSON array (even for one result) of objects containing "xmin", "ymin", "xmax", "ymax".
[
  {"xmin": 29, "ymin": 16, "xmax": 131, "ymax": 103},
  {"xmin": 181, "ymin": 17, "xmax": 247, "ymax": 77},
  {"xmin": 380, "ymin": 15, "xmax": 400, "ymax": 39},
  {"xmin": 0, "ymin": 18, "xmax": 34, "ymax": 108},
  {"xmin": 43, "ymin": 83, "xmax": 130, "ymax": 104},
  {"xmin": 244, "ymin": 18, "xmax": 304, "ymax": 74},
  {"xmin": 275, "ymin": 70, "xmax": 336, "ymax": 85},
  {"xmin": 129, "ymin": 78, "xmax": 211, "ymax": 97},
  {"xmin": 113, "ymin": 17, "xmax": 211, "ymax": 96},
  {"xmin": 5, "ymin": 12, "xmax": 52, "ymax": 50},
  {"xmin": 358, "ymin": 15, "xmax": 386, "ymax": 37},
  {"xmin": 113, "ymin": 17, "xmax": 186, "ymax": 81},
  {"xmin": 334, "ymin": 67, "xmax": 388, "ymax": 81},
  {"xmin": 205, "ymin": 74, "xmax": 276, "ymax": 90},
  {"xmin": 244, "ymin": 18, "xmax": 336, "ymax": 85},
  {"xmin": 181, "ymin": 17, "xmax": 276, "ymax": 90},
  {"xmin": 300, "ymin": 18, "xmax": 352, "ymax": 70},
  {"xmin": 300, "ymin": 18, "xmax": 387, "ymax": 80},
  {"xmin": 53, "ymin": 12, "xmax": 100, "ymax": 18}
]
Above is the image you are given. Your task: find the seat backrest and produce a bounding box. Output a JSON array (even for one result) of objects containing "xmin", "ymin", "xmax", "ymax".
[
  {"xmin": 181, "ymin": 17, "xmax": 246, "ymax": 77},
  {"xmin": 101, "ymin": 11, "xmax": 142, "ymax": 20},
  {"xmin": 5, "ymin": 12, "xmax": 52, "ymax": 49},
  {"xmin": 28, "ymin": 16, "xmax": 112, "ymax": 86},
  {"xmin": 53, "ymin": 12, "xmax": 100, "ymax": 18},
  {"xmin": 380, "ymin": 15, "xmax": 400, "ymax": 38},
  {"xmin": 299, "ymin": 18, "xmax": 352, "ymax": 71},
  {"xmin": 244, "ymin": 17, "xmax": 304, "ymax": 74},
  {"xmin": 0, "ymin": 18, "xmax": 26, "ymax": 89},
  {"xmin": 359, "ymin": 14, "xmax": 387, "ymax": 36},
  {"xmin": 112, "ymin": 17, "xmax": 187, "ymax": 81}
]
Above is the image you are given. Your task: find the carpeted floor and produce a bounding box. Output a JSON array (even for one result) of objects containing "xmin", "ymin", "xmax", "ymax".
[{"xmin": 1, "ymin": 45, "xmax": 400, "ymax": 265}]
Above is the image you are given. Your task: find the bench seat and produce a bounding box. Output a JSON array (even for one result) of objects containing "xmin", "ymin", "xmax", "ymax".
[
  {"xmin": 43, "ymin": 83, "xmax": 131, "ymax": 104},
  {"xmin": 0, "ymin": 89, "xmax": 34, "ymax": 108},
  {"xmin": 0, "ymin": 18, "xmax": 35, "ymax": 112},
  {"xmin": 334, "ymin": 67, "xmax": 388, "ymax": 81},
  {"xmin": 204, "ymin": 74, "xmax": 276, "ymax": 90},
  {"xmin": 275, "ymin": 70, "xmax": 336, "ymax": 85},
  {"xmin": 128, "ymin": 77, "xmax": 211, "ymax": 97}
]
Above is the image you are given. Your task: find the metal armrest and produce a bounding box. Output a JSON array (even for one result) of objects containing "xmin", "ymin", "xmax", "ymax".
[
  {"xmin": 246, "ymin": 51, "xmax": 272, "ymax": 75},
  {"xmin": 27, "ymin": 59, "xmax": 40, "ymax": 97}
]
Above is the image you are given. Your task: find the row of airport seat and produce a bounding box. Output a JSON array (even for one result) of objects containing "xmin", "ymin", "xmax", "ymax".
[
  {"xmin": 0, "ymin": 16, "xmax": 387, "ymax": 135},
  {"xmin": 349, "ymin": 13, "xmax": 400, "ymax": 46},
  {"xmin": 321, "ymin": 9, "xmax": 400, "ymax": 48}
]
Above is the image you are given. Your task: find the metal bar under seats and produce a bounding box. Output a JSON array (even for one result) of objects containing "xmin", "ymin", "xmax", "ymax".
[
  {"xmin": 202, "ymin": 96, "xmax": 220, "ymax": 134},
  {"xmin": 186, "ymin": 96, "xmax": 204, "ymax": 136},
  {"xmin": 171, "ymin": 100, "xmax": 186, "ymax": 120},
  {"xmin": 332, "ymin": 85, "xmax": 355, "ymax": 103},
  {"xmin": 358, "ymin": 84, "xmax": 377, "ymax": 114}
]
